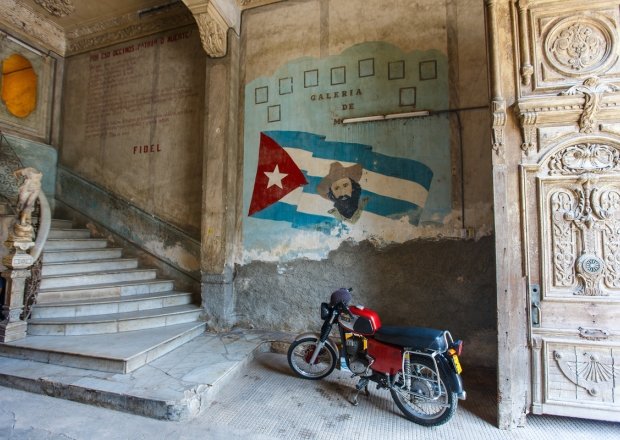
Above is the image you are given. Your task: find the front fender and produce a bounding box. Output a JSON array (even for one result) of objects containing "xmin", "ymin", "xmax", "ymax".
[{"xmin": 292, "ymin": 332, "xmax": 340, "ymax": 359}]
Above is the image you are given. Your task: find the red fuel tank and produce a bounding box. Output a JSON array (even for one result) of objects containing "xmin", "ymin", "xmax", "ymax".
[{"xmin": 339, "ymin": 305, "xmax": 382, "ymax": 335}]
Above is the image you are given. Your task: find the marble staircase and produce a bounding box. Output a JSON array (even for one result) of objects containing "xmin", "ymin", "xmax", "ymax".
[{"xmin": 0, "ymin": 203, "xmax": 205, "ymax": 373}]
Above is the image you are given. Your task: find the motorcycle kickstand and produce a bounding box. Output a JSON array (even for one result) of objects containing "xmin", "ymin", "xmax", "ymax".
[{"xmin": 349, "ymin": 377, "xmax": 370, "ymax": 406}]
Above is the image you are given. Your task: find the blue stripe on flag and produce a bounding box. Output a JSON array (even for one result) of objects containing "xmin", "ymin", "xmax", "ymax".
[
  {"xmin": 264, "ymin": 131, "xmax": 433, "ymax": 190},
  {"xmin": 251, "ymin": 201, "xmax": 341, "ymax": 233}
]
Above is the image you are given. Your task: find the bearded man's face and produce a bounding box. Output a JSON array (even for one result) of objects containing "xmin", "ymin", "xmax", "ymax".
[
  {"xmin": 329, "ymin": 177, "xmax": 362, "ymax": 219},
  {"xmin": 330, "ymin": 177, "xmax": 353, "ymax": 199}
]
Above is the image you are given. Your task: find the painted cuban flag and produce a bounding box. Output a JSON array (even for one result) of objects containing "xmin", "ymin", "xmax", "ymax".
[{"xmin": 248, "ymin": 131, "xmax": 433, "ymax": 233}]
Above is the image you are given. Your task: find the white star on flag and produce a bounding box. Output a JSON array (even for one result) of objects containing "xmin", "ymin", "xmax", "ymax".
[{"xmin": 264, "ymin": 165, "xmax": 288, "ymax": 189}]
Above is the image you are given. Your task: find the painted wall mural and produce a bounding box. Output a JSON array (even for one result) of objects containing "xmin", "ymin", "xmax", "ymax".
[{"xmin": 243, "ymin": 42, "xmax": 451, "ymax": 261}]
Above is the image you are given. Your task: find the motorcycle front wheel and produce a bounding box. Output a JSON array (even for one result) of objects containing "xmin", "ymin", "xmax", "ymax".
[
  {"xmin": 287, "ymin": 337, "xmax": 338, "ymax": 380},
  {"xmin": 389, "ymin": 356, "xmax": 457, "ymax": 427}
]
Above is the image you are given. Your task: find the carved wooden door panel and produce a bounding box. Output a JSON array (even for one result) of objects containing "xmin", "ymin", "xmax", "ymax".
[{"xmin": 523, "ymin": 139, "xmax": 620, "ymax": 421}]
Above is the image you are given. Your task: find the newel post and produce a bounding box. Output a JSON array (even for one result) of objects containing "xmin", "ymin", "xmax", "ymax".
[{"xmin": 0, "ymin": 223, "xmax": 35, "ymax": 342}]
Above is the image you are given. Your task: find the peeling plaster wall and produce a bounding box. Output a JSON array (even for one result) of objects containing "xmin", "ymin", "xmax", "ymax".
[{"xmin": 234, "ymin": 0, "xmax": 496, "ymax": 366}]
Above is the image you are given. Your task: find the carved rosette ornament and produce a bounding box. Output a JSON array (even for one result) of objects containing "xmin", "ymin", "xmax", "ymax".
[
  {"xmin": 575, "ymin": 253, "xmax": 605, "ymax": 296},
  {"xmin": 545, "ymin": 17, "xmax": 615, "ymax": 77},
  {"xmin": 554, "ymin": 350, "xmax": 616, "ymax": 397},
  {"xmin": 34, "ymin": 0, "xmax": 74, "ymax": 17},
  {"xmin": 561, "ymin": 77, "xmax": 620, "ymax": 134}
]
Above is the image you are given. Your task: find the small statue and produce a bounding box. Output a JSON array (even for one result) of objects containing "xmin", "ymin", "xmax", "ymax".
[{"xmin": 14, "ymin": 167, "xmax": 42, "ymax": 228}]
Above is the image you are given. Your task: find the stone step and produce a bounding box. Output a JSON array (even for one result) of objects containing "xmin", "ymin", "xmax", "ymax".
[
  {"xmin": 45, "ymin": 238, "xmax": 109, "ymax": 250},
  {"xmin": 0, "ymin": 322, "xmax": 206, "ymax": 373},
  {"xmin": 27, "ymin": 305, "xmax": 203, "ymax": 336},
  {"xmin": 40, "ymin": 268, "xmax": 157, "ymax": 289},
  {"xmin": 37, "ymin": 279, "xmax": 176, "ymax": 303},
  {"xmin": 50, "ymin": 219, "xmax": 73, "ymax": 229},
  {"xmin": 43, "ymin": 248, "xmax": 124, "ymax": 263},
  {"xmin": 48, "ymin": 228, "xmax": 91, "ymax": 239},
  {"xmin": 42, "ymin": 258, "xmax": 139, "ymax": 276},
  {"xmin": 30, "ymin": 291, "xmax": 194, "ymax": 319}
]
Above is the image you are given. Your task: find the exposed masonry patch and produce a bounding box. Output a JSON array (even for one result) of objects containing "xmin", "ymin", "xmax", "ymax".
[{"xmin": 234, "ymin": 236, "xmax": 497, "ymax": 367}]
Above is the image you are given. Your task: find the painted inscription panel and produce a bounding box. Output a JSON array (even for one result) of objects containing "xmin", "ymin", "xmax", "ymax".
[
  {"xmin": 243, "ymin": 42, "xmax": 451, "ymax": 261},
  {"xmin": 61, "ymin": 26, "xmax": 205, "ymax": 236}
]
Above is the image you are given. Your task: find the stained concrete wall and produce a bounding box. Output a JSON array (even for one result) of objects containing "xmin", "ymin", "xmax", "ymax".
[
  {"xmin": 232, "ymin": 0, "xmax": 496, "ymax": 367},
  {"xmin": 60, "ymin": 25, "xmax": 206, "ymax": 239}
]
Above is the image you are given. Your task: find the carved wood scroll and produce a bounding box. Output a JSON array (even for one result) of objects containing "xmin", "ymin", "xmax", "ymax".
[
  {"xmin": 546, "ymin": 142, "xmax": 620, "ymax": 297},
  {"xmin": 561, "ymin": 77, "xmax": 620, "ymax": 134}
]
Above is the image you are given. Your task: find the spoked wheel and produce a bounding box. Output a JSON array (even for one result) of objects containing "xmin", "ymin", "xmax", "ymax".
[
  {"xmin": 390, "ymin": 356, "xmax": 457, "ymax": 426},
  {"xmin": 287, "ymin": 337, "xmax": 338, "ymax": 380}
]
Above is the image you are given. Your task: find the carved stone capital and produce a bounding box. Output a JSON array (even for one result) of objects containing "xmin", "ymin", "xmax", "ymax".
[
  {"xmin": 194, "ymin": 8, "xmax": 228, "ymax": 57},
  {"xmin": 183, "ymin": 1, "xmax": 230, "ymax": 57}
]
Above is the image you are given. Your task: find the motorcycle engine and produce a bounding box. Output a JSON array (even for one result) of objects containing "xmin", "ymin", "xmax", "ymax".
[{"xmin": 345, "ymin": 335, "xmax": 370, "ymax": 374}]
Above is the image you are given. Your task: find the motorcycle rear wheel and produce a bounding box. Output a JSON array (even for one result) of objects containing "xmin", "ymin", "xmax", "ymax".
[
  {"xmin": 287, "ymin": 337, "xmax": 338, "ymax": 380},
  {"xmin": 389, "ymin": 356, "xmax": 457, "ymax": 426}
]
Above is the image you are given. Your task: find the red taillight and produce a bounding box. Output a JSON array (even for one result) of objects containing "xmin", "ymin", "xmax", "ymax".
[{"xmin": 451, "ymin": 340, "xmax": 463, "ymax": 356}]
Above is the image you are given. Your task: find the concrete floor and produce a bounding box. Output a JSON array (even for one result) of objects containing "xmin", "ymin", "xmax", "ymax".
[{"xmin": 1, "ymin": 350, "xmax": 619, "ymax": 440}]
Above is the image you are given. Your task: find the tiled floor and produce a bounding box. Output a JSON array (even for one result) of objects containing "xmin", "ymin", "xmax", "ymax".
[
  {"xmin": 198, "ymin": 352, "xmax": 619, "ymax": 440},
  {"xmin": 1, "ymin": 329, "xmax": 618, "ymax": 439}
]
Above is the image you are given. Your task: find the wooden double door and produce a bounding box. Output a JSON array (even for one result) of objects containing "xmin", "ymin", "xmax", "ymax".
[{"xmin": 522, "ymin": 135, "xmax": 620, "ymax": 421}]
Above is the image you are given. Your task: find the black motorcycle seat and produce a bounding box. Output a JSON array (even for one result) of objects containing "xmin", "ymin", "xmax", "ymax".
[{"xmin": 374, "ymin": 326, "xmax": 448, "ymax": 352}]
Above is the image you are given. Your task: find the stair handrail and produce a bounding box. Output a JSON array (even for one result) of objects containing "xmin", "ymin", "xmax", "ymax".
[
  {"xmin": 29, "ymin": 191, "xmax": 50, "ymax": 262},
  {"xmin": 0, "ymin": 131, "xmax": 51, "ymax": 339}
]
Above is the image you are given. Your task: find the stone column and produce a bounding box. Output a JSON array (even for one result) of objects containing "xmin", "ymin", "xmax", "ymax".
[
  {"xmin": 200, "ymin": 29, "xmax": 241, "ymax": 330},
  {"xmin": 0, "ymin": 228, "xmax": 34, "ymax": 342}
]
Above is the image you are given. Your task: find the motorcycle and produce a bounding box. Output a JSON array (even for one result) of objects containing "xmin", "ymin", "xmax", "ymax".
[{"xmin": 287, "ymin": 288, "xmax": 465, "ymax": 427}]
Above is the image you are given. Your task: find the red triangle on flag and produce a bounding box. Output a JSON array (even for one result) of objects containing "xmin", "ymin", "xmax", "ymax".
[{"xmin": 248, "ymin": 133, "xmax": 308, "ymax": 216}]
